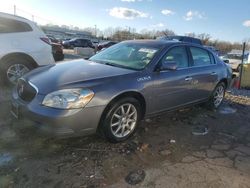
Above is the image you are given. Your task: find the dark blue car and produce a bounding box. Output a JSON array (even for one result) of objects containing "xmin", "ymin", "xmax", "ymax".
[{"xmin": 62, "ymin": 38, "xmax": 95, "ymax": 49}]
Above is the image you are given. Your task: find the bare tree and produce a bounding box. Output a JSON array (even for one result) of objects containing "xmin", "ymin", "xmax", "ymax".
[
  {"xmin": 197, "ymin": 33, "xmax": 211, "ymax": 45},
  {"xmin": 158, "ymin": 29, "xmax": 175, "ymax": 37}
]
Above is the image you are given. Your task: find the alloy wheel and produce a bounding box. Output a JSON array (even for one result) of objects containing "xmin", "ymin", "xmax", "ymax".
[
  {"xmin": 110, "ymin": 103, "xmax": 138, "ymax": 138},
  {"xmin": 7, "ymin": 64, "xmax": 29, "ymax": 84},
  {"xmin": 213, "ymin": 85, "xmax": 225, "ymax": 108}
]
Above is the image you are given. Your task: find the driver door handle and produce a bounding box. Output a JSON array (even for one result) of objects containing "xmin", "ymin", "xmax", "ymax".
[
  {"xmin": 185, "ymin": 76, "xmax": 193, "ymax": 81},
  {"xmin": 211, "ymin": 72, "xmax": 217, "ymax": 75}
]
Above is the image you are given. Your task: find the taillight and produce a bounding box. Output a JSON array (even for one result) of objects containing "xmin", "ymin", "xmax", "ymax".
[{"xmin": 40, "ymin": 37, "xmax": 51, "ymax": 45}]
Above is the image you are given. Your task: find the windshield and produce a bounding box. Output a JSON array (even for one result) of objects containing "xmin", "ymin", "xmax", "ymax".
[{"xmin": 90, "ymin": 42, "xmax": 160, "ymax": 70}]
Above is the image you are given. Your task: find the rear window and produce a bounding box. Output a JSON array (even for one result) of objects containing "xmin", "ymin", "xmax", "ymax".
[
  {"xmin": 190, "ymin": 47, "xmax": 214, "ymax": 66},
  {"xmin": 0, "ymin": 17, "xmax": 33, "ymax": 33}
]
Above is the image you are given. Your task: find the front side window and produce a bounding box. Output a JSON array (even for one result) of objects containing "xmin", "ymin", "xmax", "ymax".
[
  {"xmin": 190, "ymin": 47, "xmax": 213, "ymax": 66},
  {"xmin": 74, "ymin": 39, "xmax": 81, "ymax": 45},
  {"xmin": 161, "ymin": 46, "xmax": 189, "ymax": 68},
  {"xmin": 87, "ymin": 40, "xmax": 93, "ymax": 48},
  {"xmin": 0, "ymin": 17, "xmax": 32, "ymax": 33},
  {"xmin": 90, "ymin": 42, "xmax": 161, "ymax": 70}
]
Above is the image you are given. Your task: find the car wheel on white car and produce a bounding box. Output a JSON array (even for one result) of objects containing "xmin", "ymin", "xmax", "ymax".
[
  {"xmin": 102, "ymin": 97, "xmax": 142, "ymax": 143},
  {"xmin": 0, "ymin": 57, "xmax": 35, "ymax": 86}
]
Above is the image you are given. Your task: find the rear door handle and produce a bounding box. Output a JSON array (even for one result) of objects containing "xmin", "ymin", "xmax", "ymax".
[
  {"xmin": 185, "ymin": 77, "xmax": 193, "ymax": 81},
  {"xmin": 210, "ymin": 72, "xmax": 217, "ymax": 75}
]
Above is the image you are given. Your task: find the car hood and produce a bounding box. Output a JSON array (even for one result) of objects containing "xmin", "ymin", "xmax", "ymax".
[
  {"xmin": 25, "ymin": 59, "xmax": 136, "ymax": 94},
  {"xmin": 227, "ymin": 59, "xmax": 241, "ymax": 64}
]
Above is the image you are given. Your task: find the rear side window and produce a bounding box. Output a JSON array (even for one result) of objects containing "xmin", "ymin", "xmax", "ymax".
[
  {"xmin": 190, "ymin": 47, "xmax": 213, "ymax": 66},
  {"xmin": 162, "ymin": 46, "xmax": 189, "ymax": 68},
  {"xmin": 0, "ymin": 17, "xmax": 33, "ymax": 33}
]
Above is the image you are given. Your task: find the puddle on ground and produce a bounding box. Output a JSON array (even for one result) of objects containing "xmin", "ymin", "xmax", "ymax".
[
  {"xmin": 218, "ymin": 106, "xmax": 237, "ymax": 114},
  {"xmin": 0, "ymin": 153, "xmax": 13, "ymax": 166},
  {"xmin": 192, "ymin": 126, "xmax": 209, "ymax": 136},
  {"xmin": 125, "ymin": 169, "xmax": 146, "ymax": 185}
]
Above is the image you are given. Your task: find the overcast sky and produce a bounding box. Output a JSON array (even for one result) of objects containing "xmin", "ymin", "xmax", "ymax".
[{"xmin": 1, "ymin": 0, "xmax": 250, "ymax": 42}]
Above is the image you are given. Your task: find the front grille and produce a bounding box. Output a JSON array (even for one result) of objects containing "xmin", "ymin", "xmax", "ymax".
[{"xmin": 17, "ymin": 79, "xmax": 37, "ymax": 102}]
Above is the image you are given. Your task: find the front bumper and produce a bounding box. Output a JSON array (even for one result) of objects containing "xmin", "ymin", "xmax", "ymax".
[{"xmin": 11, "ymin": 90, "xmax": 106, "ymax": 137}]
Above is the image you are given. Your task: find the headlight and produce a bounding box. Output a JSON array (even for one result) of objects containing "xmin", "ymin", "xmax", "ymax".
[{"xmin": 42, "ymin": 89, "xmax": 94, "ymax": 109}]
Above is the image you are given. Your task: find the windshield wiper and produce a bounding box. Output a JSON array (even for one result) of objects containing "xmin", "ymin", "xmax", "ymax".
[
  {"xmin": 92, "ymin": 59, "xmax": 138, "ymax": 70},
  {"xmin": 104, "ymin": 62, "xmax": 138, "ymax": 70}
]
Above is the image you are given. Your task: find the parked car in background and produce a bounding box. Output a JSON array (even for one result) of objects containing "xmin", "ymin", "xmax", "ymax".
[
  {"xmin": 51, "ymin": 42, "xmax": 64, "ymax": 61},
  {"xmin": 62, "ymin": 38, "xmax": 95, "ymax": 49},
  {"xmin": 12, "ymin": 40, "xmax": 232, "ymax": 142},
  {"xmin": 47, "ymin": 35, "xmax": 64, "ymax": 61},
  {"xmin": 47, "ymin": 35, "xmax": 59, "ymax": 43},
  {"xmin": 157, "ymin": 35, "xmax": 202, "ymax": 45},
  {"xmin": 221, "ymin": 52, "xmax": 250, "ymax": 71},
  {"xmin": 0, "ymin": 12, "xmax": 55, "ymax": 85},
  {"xmin": 91, "ymin": 39, "xmax": 99, "ymax": 48},
  {"xmin": 97, "ymin": 41, "xmax": 117, "ymax": 51}
]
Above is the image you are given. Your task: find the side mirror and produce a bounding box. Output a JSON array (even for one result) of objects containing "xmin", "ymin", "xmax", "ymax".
[
  {"xmin": 159, "ymin": 61, "xmax": 177, "ymax": 71},
  {"xmin": 223, "ymin": 59, "xmax": 229, "ymax": 64}
]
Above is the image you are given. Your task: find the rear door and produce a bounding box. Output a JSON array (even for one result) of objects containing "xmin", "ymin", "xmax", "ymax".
[{"xmin": 187, "ymin": 46, "xmax": 219, "ymax": 100}]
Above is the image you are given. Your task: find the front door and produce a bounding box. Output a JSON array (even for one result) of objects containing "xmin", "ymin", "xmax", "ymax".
[{"xmin": 152, "ymin": 46, "xmax": 195, "ymax": 113}]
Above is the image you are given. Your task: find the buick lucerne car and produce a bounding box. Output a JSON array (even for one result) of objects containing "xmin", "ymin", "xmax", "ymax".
[{"xmin": 11, "ymin": 40, "xmax": 232, "ymax": 142}]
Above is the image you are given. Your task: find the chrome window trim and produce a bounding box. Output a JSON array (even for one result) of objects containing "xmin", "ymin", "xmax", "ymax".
[{"xmin": 159, "ymin": 63, "xmax": 218, "ymax": 73}]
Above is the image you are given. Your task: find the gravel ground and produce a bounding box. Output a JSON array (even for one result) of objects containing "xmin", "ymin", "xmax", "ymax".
[
  {"xmin": 0, "ymin": 88, "xmax": 250, "ymax": 188},
  {"xmin": 228, "ymin": 88, "xmax": 250, "ymax": 98}
]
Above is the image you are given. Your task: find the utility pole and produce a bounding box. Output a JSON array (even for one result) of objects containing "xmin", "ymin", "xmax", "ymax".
[
  {"xmin": 94, "ymin": 25, "xmax": 97, "ymax": 37},
  {"xmin": 239, "ymin": 42, "xmax": 246, "ymax": 89},
  {"xmin": 14, "ymin": 5, "xmax": 16, "ymax": 15},
  {"xmin": 129, "ymin": 27, "xmax": 131, "ymax": 40}
]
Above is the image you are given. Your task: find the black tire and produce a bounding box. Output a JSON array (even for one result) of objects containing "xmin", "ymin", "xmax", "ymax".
[
  {"xmin": 237, "ymin": 64, "xmax": 242, "ymax": 72},
  {"xmin": 207, "ymin": 82, "xmax": 226, "ymax": 109},
  {"xmin": 53, "ymin": 53, "xmax": 64, "ymax": 62},
  {"xmin": 101, "ymin": 97, "xmax": 142, "ymax": 143},
  {"xmin": 0, "ymin": 57, "xmax": 35, "ymax": 86}
]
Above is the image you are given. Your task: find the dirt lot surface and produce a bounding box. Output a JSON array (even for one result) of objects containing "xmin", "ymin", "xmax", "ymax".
[{"xmin": 0, "ymin": 87, "xmax": 250, "ymax": 188}]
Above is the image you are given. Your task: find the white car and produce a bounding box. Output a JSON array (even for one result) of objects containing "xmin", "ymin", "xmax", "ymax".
[
  {"xmin": 222, "ymin": 53, "xmax": 250, "ymax": 72},
  {"xmin": 0, "ymin": 12, "xmax": 55, "ymax": 85}
]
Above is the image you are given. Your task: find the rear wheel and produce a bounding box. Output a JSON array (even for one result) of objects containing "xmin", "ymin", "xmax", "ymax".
[
  {"xmin": 208, "ymin": 82, "xmax": 226, "ymax": 109},
  {"xmin": 102, "ymin": 97, "xmax": 142, "ymax": 143},
  {"xmin": 0, "ymin": 57, "xmax": 35, "ymax": 86}
]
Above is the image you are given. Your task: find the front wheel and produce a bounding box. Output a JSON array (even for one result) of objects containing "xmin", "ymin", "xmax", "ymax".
[
  {"xmin": 102, "ymin": 98, "xmax": 142, "ymax": 143},
  {"xmin": 208, "ymin": 82, "xmax": 226, "ymax": 109}
]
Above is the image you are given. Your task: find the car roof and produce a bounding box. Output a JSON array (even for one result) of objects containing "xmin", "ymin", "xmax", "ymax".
[
  {"xmin": 0, "ymin": 12, "xmax": 30, "ymax": 22},
  {"xmin": 121, "ymin": 39, "xmax": 205, "ymax": 49},
  {"xmin": 157, "ymin": 35, "xmax": 203, "ymax": 45}
]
